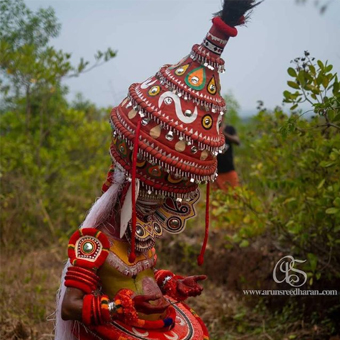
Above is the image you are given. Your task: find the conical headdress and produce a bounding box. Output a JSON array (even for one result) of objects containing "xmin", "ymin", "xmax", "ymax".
[{"xmin": 108, "ymin": 0, "xmax": 261, "ymax": 263}]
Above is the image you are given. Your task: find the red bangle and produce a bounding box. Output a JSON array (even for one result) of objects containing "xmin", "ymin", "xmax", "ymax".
[
  {"xmin": 65, "ymin": 280, "xmax": 94, "ymax": 294},
  {"xmin": 93, "ymin": 295, "xmax": 99, "ymax": 325},
  {"xmin": 155, "ymin": 270, "xmax": 174, "ymax": 288},
  {"xmin": 64, "ymin": 266, "xmax": 100, "ymax": 293},
  {"xmin": 64, "ymin": 276, "xmax": 97, "ymax": 294},
  {"xmin": 96, "ymin": 296, "xmax": 102, "ymax": 324},
  {"xmin": 65, "ymin": 279, "xmax": 95, "ymax": 293},
  {"xmin": 65, "ymin": 272, "xmax": 98, "ymax": 287},
  {"xmin": 67, "ymin": 266, "xmax": 100, "ymax": 281},
  {"xmin": 82, "ymin": 295, "xmax": 93, "ymax": 325},
  {"xmin": 65, "ymin": 271, "xmax": 98, "ymax": 284}
]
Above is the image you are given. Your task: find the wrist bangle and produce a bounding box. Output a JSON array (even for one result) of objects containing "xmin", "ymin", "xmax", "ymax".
[{"xmin": 162, "ymin": 275, "xmax": 173, "ymax": 288}]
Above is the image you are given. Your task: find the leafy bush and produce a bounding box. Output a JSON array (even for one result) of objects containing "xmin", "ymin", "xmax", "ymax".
[
  {"xmin": 213, "ymin": 54, "xmax": 340, "ymax": 284},
  {"xmin": 0, "ymin": 0, "xmax": 115, "ymax": 250}
]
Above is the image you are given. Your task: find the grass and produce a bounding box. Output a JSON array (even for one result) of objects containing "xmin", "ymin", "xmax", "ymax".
[
  {"xmin": 0, "ymin": 227, "xmax": 335, "ymax": 340},
  {"xmin": 0, "ymin": 246, "xmax": 64, "ymax": 340}
]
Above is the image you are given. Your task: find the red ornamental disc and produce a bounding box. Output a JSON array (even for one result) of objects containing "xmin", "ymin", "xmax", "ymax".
[{"xmin": 68, "ymin": 228, "xmax": 110, "ymax": 270}]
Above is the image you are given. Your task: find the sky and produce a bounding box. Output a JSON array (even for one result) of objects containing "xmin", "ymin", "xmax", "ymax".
[{"xmin": 26, "ymin": 0, "xmax": 340, "ymax": 116}]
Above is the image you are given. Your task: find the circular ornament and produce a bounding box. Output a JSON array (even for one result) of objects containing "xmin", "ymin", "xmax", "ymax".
[
  {"xmin": 83, "ymin": 241, "xmax": 94, "ymax": 254},
  {"xmin": 153, "ymin": 223, "xmax": 162, "ymax": 236},
  {"xmin": 167, "ymin": 217, "xmax": 182, "ymax": 232},
  {"xmin": 202, "ymin": 115, "xmax": 213, "ymax": 130},
  {"xmin": 148, "ymin": 165, "xmax": 162, "ymax": 178},
  {"xmin": 148, "ymin": 86, "xmax": 161, "ymax": 97}
]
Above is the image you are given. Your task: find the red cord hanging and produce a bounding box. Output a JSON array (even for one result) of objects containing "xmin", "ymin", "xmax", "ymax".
[
  {"xmin": 197, "ymin": 181, "xmax": 210, "ymax": 266},
  {"xmin": 128, "ymin": 115, "xmax": 142, "ymax": 263}
]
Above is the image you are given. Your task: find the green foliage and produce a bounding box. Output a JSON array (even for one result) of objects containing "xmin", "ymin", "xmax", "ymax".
[
  {"xmin": 223, "ymin": 91, "xmax": 241, "ymax": 127},
  {"xmin": 212, "ymin": 185, "xmax": 267, "ymax": 246},
  {"xmin": 211, "ymin": 58, "xmax": 340, "ymax": 335},
  {"xmin": 213, "ymin": 55, "xmax": 340, "ymax": 284},
  {"xmin": 0, "ymin": 0, "xmax": 116, "ymax": 112},
  {"xmin": 0, "ymin": 99, "xmax": 111, "ymax": 248},
  {"xmin": 214, "ymin": 109, "xmax": 340, "ymax": 280},
  {"xmin": 0, "ymin": 0, "xmax": 115, "ymax": 250},
  {"xmin": 0, "ymin": 0, "xmax": 61, "ymax": 49},
  {"xmin": 283, "ymin": 51, "xmax": 340, "ymax": 131}
]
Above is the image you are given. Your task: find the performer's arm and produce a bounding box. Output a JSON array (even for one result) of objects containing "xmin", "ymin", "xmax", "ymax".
[
  {"xmin": 61, "ymin": 287, "xmax": 84, "ymax": 321},
  {"xmin": 61, "ymin": 228, "xmax": 133, "ymax": 325},
  {"xmin": 62, "ymin": 230, "xmax": 169, "ymax": 325},
  {"xmin": 223, "ymin": 125, "xmax": 240, "ymax": 145},
  {"xmin": 224, "ymin": 131, "xmax": 240, "ymax": 145}
]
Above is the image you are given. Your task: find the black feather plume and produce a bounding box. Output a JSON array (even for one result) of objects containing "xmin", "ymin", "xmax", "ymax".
[{"xmin": 215, "ymin": 0, "xmax": 262, "ymax": 27}]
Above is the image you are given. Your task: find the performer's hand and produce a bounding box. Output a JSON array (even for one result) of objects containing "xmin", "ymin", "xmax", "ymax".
[
  {"xmin": 133, "ymin": 294, "xmax": 170, "ymax": 315},
  {"xmin": 176, "ymin": 275, "xmax": 207, "ymax": 298}
]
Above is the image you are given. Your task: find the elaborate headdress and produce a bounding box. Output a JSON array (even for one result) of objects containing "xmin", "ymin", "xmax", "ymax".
[{"xmin": 105, "ymin": 0, "xmax": 261, "ymax": 264}]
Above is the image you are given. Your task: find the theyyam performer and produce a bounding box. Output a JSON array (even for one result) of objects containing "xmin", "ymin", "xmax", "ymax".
[{"xmin": 55, "ymin": 1, "xmax": 260, "ymax": 339}]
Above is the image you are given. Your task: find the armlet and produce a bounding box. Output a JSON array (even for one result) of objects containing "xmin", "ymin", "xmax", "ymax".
[{"xmin": 68, "ymin": 228, "xmax": 110, "ymax": 270}]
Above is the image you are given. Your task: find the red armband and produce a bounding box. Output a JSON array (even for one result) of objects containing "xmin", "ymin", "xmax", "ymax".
[
  {"xmin": 65, "ymin": 228, "xmax": 110, "ymax": 293},
  {"xmin": 68, "ymin": 228, "xmax": 110, "ymax": 270},
  {"xmin": 65, "ymin": 266, "xmax": 100, "ymax": 293}
]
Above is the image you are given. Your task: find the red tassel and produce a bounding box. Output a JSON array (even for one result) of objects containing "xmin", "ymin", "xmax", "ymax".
[
  {"xmin": 128, "ymin": 116, "xmax": 142, "ymax": 263},
  {"xmin": 197, "ymin": 182, "xmax": 210, "ymax": 266}
]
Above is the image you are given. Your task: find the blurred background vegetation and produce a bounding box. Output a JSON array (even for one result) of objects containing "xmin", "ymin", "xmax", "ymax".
[{"xmin": 0, "ymin": 1, "xmax": 339, "ymax": 340}]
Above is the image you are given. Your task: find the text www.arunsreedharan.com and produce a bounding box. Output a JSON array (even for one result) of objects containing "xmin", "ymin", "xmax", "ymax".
[{"xmin": 243, "ymin": 289, "xmax": 338, "ymax": 296}]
